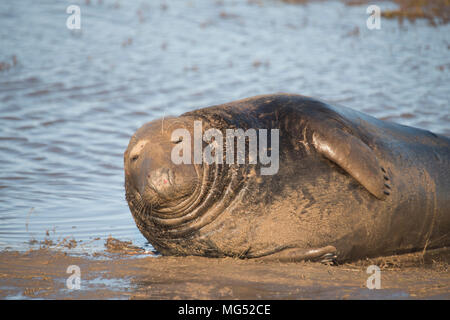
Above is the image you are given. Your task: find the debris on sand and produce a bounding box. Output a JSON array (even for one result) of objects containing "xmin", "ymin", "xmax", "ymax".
[
  {"xmin": 287, "ymin": 0, "xmax": 450, "ymax": 26},
  {"xmin": 104, "ymin": 236, "xmax": 151, "ymax": 255},
  {"xmin": 381, "ymin": 0, "xmax": 450, "ymax": 26},
  {"xmin": 346, "ymin": 0, "xmax": 449, "ymax": 25}
]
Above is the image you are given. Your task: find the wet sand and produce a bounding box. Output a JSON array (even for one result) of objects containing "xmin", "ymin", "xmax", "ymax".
[{"xmin": 1, "ymin": 245, "xmax": 449, "ymax": 299}]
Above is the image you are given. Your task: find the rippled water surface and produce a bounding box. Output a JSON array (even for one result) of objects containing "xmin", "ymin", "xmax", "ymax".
[{"xmin": 0, "ymin": 0, "xmax": 449, "ymax": 252}]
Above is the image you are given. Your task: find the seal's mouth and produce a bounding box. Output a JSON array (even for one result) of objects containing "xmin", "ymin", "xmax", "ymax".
[
  {"xmin": 141, "ymin": 177, "xmax": 198, "ymax": 209},
  {"xmin": 134, "ymin": 165, "xmax": 194, "ymax": 206}
]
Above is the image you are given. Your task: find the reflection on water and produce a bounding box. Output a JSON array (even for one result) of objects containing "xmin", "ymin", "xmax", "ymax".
[{"xmin": 0, "ymin": 0, "xmax": 449, "ymax": 252}]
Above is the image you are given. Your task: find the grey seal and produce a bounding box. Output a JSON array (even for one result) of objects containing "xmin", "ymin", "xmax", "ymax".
[{"xmin": 124, "ymin": 94, "xmax": 450, "ymax": 262}]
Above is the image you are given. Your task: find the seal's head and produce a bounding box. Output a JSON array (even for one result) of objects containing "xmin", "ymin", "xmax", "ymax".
[
  {"xmin": 124, "ymin": 117, "xmax": 198, "ymax": 210},
  {"xmin": 124, "ymin": 113, "xmax": 251, "ymax": 257}
]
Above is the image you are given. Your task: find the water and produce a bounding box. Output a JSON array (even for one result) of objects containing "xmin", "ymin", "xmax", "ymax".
[{"xmin": 0, "ymin": 0, "xmax": 449, "ymax": 252}]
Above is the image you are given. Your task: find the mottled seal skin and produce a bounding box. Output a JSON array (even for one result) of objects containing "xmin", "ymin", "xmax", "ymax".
[{"xmin": 124, "ymin": 94, "xmax": 450, "ymax": 262}]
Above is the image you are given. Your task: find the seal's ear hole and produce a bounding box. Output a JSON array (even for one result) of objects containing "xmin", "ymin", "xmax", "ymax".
[
  {"xmin": 171, "ymin": 137, "xmax": 183, "ymax": 144},
  {"xmin": 131, "ymin": 154, "xmax": 139, "ymax": 162}
]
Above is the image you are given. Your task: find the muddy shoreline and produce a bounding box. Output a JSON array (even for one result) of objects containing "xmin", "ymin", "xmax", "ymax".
[{"xmin": 1, "ymin": 246, "xmax": 448, "ymax": 299}]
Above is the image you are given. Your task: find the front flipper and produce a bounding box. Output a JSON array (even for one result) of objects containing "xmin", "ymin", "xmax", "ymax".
[
  {"xmin": 312, "ymin": 127, "xmax": 389, "ymax": 200},
  {"xmin": 255, "ymin": 245, "xmax": 337, "ymax": 264}
]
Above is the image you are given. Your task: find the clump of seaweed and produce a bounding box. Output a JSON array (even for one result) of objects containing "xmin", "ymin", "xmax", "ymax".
[
  {"xmin": 286, "ymin": 0, "xmax": 449, "ymax": 25},
  {"xmin": 382, "ymin": 0, "xmax": 450, "ymax": 26},
  {"xmin": 104, "ymin": 236, "xmax": 149, "ymax": 255}
]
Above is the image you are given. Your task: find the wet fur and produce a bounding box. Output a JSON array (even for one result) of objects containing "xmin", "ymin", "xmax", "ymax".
[{"xmin": 125, "ymin": 94, "xmax": 450, "ymax": 262}]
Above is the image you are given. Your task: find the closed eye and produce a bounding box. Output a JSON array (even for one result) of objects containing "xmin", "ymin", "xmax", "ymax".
[{"xmin": 129, "ymin": 139, "xmax": 149, "ymax": 163}]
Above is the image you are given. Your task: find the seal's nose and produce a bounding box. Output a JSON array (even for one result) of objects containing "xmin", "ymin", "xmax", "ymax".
[
  {"xmin": 138, "ymin": 166, "xmax": 174, "ymax": 196},
  {"xmin": 148, "ymin": 168, "xmax": 173, "ymax": 191},
  {"xmin": 136, "ymin": 144, "xmax": 176, "ymax": 194}
]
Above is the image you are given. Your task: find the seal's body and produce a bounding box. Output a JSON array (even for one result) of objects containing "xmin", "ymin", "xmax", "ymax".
[{"xmin": 124, "ymin": 94, "xmax": 450, "ymax": 262}]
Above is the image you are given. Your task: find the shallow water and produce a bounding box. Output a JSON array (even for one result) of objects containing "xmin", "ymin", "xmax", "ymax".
[{"xmin": 0, "ymin": 0, "xmax": 449, "ymax": 252}]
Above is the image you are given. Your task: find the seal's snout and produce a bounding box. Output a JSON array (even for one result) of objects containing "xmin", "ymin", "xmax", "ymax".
[{"xmin": 147, "ymin": 167, "xmax": 174, "ymax": 193}]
